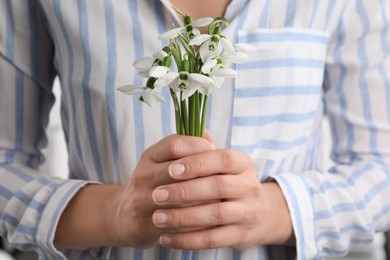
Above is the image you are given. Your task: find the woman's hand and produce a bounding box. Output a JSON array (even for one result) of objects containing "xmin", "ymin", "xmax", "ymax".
[
  {"xmin": 114, "ymin": 134, "xmax": 217, "ymax": 248},
  {"xmin": 151, "ymin": 148, "xmax": 295, "ymax": 250}
]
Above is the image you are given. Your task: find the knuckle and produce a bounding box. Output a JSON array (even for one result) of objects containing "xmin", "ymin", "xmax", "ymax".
[
  {"xmin": 211, "ymin": 203, "xmax": 227, "ymax": 224},
  {"xmin": 219, "ymin": 149, "xmax": 234, "ymax": 168},
  {"xmin": 166, "ymin": 136, "xmax": 183, "ymax": 157},
  {"xmin": 191, "ymin": 157, "xmax": 206, "ymax": 172},
  {"xmin": 177, "ymin": 235, "xmax": 190, "ymax": 249},
  {"xmin": 215, "ymin": 176, "xmax": 232, "ymax": 198},
  {"xmin": 176, "ymin": 182, "xmax": 189, "ymax": 201},
  {"xmin": 176, "ymin": 209, "xmax": 190, "ymax": 227},
  {"xmin": 206, "ymin": 231, "xmax": 219, "ymax": 249}
]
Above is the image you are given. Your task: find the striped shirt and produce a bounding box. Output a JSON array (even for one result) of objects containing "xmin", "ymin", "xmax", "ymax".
[{"xmin": 1, "ymin": 0, "xmax": 390, "ymax": 259}]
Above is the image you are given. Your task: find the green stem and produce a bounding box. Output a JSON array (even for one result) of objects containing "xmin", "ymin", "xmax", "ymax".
[
  {"xmin": 195, "ymin": 91, "xmax": 200, "ymax": 136},
  {"xmin": 200, "ymin": 95, "xmax": 208, "ymax": 138},
  {"xmin": 189, "ymin": 95, "xmax": 196, "ymax": 136},
  {"xmin": 180, "ymin": 92, "xmax": 189, "ymax": 135},
  {"xmin": 169, "ymin": 88, "xmax": 181, "ymax": 135}
]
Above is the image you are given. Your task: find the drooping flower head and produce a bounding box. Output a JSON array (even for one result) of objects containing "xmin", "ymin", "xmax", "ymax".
[{"xmin": 118, "ymin": 9, "xmax": 256, "ymax": 137}]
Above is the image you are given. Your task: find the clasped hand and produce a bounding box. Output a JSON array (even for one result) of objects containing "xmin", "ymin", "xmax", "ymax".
[{"xmin": 115, "ymin": 134, "xmax": 293, "ymax": 250}]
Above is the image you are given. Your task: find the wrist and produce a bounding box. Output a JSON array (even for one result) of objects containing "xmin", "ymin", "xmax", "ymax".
[
  {"xmin": 260, "ymin": 182, "xmax": 295, "ymax": 245},
  {"xmin": 54, "ymin": 184, "xmax": 124, "ymax": 249}
]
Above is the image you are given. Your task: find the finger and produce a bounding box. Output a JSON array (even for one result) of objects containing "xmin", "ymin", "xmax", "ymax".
[
  {"xmin": 153, "ymin": 175, "xmax": 245, "ymax": 205},
  {"xmin": 168, "ymin": 149, "xmax": 252, "ymax": 180},
  {"xmin": 159, "ymin": 225, "xmax": 244, "ymax": 250},
  {"xmin": 152, "ymin": 201, "xmax": 244, "ymax": 229},
  {"xmin": 146, "ymin": 134, "xmax": 217, "ymax": 163},
  {"xmin": 203, "ymin": 128, "xmax": 216, "ymax": 145}
]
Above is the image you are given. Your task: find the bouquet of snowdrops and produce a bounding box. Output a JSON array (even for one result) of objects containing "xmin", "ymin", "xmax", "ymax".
[{"xmin": 118, "ymin": 8, "xmax": 255, "ymax": 137}]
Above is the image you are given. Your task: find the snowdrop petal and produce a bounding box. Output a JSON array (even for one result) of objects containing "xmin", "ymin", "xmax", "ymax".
[
  {"xmin": 219, "ymin": 38, "xmax": 235, "ymax": 54},
  {"xmin": 192, "ymin": 17, "xmax": 213, "ymax": 27},
  {"xmin": 153, "ymin": 50, "xmax": 168, "ymax": 59},
  {"xmin": 181, "ymin": 87, "xmax": 198, "ymax": 100},
  {"xmin": 133, "ymin": 57, "xmax": 154, "ymax": 69},
  {"xmin": 200, "ymin": 42, "xmax": 221, "ymax": 62},
  {"xmin": 188, "ymin": 73, "xmax": 216, "ymax": 88},
  {"xmin": 188, "ymin": 34, "xmax": 212, "ymax": 46},
  {"xmin": 210, "ymin": 68, "xmax": 237, "ymax": 77},
  {"xmin": 222, "ymin": 51, "xmax": 248, "ymax": 63},
  {"xmin": 149, "ymin": 66, "xmax": 169, "ymax": 78},
  {"xmin": 211, "ymin": 76, "xmax": 225, "ymax": 88},
  {"xmin": 117, "ymin": 85, "xmax": 143, "ymax": 95},
  {"xmin": 201, "ymin": 59, "xmax": 218, "ymax": 74},
  {"xmin": 197, "ymin": 84, "xmax": 213, "ymax": 96},
  {"xmin": 159, "ymin": 27, "xmax": 185, "ymax": 40},
  {"xmin": 234, "ymin": 43, "xmax": 257, "ymax": 52},
  {"xmin": 141, "ymin": 89, "xmax": 158, "ymax": 107},
  {"xmin": 154, "ymin": 72, "xmax": 179, "ymax": 87},
  {"xmin": 139, "ymin": 68, "xmax": 151, "ymax": 78}
]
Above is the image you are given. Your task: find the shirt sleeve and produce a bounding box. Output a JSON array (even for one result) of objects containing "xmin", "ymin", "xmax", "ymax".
[
  {"xmin": 0, "ymin": 2, "xmax": 93, "ymax": 259},
  {"xmin": 273, "ymin": 1, "xmax": 390, "ymax": 259}
]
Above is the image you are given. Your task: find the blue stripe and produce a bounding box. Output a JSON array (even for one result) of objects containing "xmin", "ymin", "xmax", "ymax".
[
  {"xmin": 15, "ymin": 71, "xmax": 24, "ymax": 152},
  {"xmin": 379, "ymin": 1, "xmax": 390, "ymax": 124},
  {"xmin": 232, "ymin": 136, "xmax": 307, "ymax": 154},
  {"xmin": 0, "ymin": 186, "xmax": 13, "ymax": 199},
  {"xmin": 154, "ymin": 0, "xmax": 172, "ymax": 137},
  {"xmin": 181, "ymin": 250, "xmax": 190, "ymax": 260},
  {"xmin": 284, "ymin": 0, "xmax": 296, "ymax": 27},
  {"xmin": 1, "ymin": 212, "xmax": 35, "ymax": 237},
  {"xmin": 311, "ymin": 124, "xmax": 321, "ymax": 170},
  {"xmin": 103, "ymin": 0, "xmax": 121, "ymax": 184},
  {"xmin": 317, "ymin": 223, "xmax": 373, "ymax": 241},
  {"xmin": 323, "ymin": 1, "xmax": 336, "ymax": 30},
  {"xmin": 5, "ymin": 0, "xmax": 14, "ymax": 60},
  {"xmin": 276, "ymin": 175, "xmax": 306, "ymax": 259},
  {"xmin": 308, "ymin": 0, "xmax": 320, "ymax": 28},
  {"xmin": 14, "ymin": 191, "xmax": 46, "ymax": 211},
  {"xmin": 239, "ymin": 31, "xmax": 328, "ymax": 45},
  {"xmin": 233, "ymin": 248, "xmax": 241, "ymax": 260},
  {"xmin": 78, "ymin": 0, "xmax": 105, "ymax": 182},
  {"xmin": 128, "ymin": 0, "xmax": 145, "ymax": 161},
  {"xmin": 226, "ymin": 0, "xmax": 250, "ymax": 149},
  {"xmin": 233, "ymin": 112, "xmax": 316, "ymax": 126},
  {"xmin": 356, "ymin": 2, "xmax": 382, "ymax": 163},
  {"xmin": 4, "ymin": 0, "xmax": 16, "ymax": 164},
  {"xmin": 288, "ymin": 154, "xmax": 298, "ymax": 172},
  {"xmin": 2, "ymin": 164, "xmax": 33, "ymax": 182},
  {"xmin": 236, "ymin": 86, "xmax": 321, "ymax": 97},
  {"xmin": 315, "ymin": 200, "xmax": 366, "ymax": 220},
  {"xmin": 332, "ymin": 18, "xmax": 355, "ymax": 162},
  {"xmin": 237, "ymin": 59, "xmax": 325, "ymax": 70},
  {"xmin": 373, "ymin": 203, "xmax": 390, "ymax": 222},
  {"xmin": 364, "ymin": 179, "xmax": 390, "ymax": 203},
  {"xmin": 28, "ymin": 1, "xmax": 39, "ymax": 83},
  {"xmin": 134, "ymin": 248, "xmax": 143, "ymax": 260},
  {"xmin": 258, "ymin": 0, "xmax": 271, "ymax": 28},
  {"xmin": 261, "ymin": 160, "xmax": 274, "ymax": 181},
  {"xmin": 312, "ymin": 163, "xmax": 374, "ymax": 194},
  {"xmin": 36, "ymin": 177, "xmax": 51, "ymax": 186},
  {"xmin": 257, "ymin": 245, "xmax": 266, "ymax": 260},
  {"xmin": 53, "ymin": 0, "xmax": 88, "ymax": 178}
]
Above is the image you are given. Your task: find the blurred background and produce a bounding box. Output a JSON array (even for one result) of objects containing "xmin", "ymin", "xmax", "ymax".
[{"xmin": 0, "ymin": 79, "xmax": 388, "ymax": 259}]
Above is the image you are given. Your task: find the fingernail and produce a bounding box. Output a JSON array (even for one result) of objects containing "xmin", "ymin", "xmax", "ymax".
[
  {"xmin": 169, "ymin": 163, "xmax": 185, "ymax": 177},
  {"xmin": 153, "ymin": 212, "xmax": 168, "ymax": 225},
  {"xmin": 160, "ymin": 235, "xmax": 172, "ymax": 246},
  {"xmin": 154, "ymin": 189, "xmax": 169, "ymax": 203}
]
